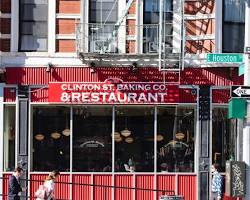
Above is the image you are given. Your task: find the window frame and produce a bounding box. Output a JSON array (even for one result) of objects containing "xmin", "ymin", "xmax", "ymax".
[
  {"xmin": 222, "ymin": 0, "xmax": 245, "ymax": 53},
  {"xmin": 30, "ymin": 104, "xmax": 197, "ymax": 173},
  {"xmin": 18, "ymin": 0, "xmax": 49, "ymax": 52},
  {"xmin": 3, "ymin": 104, "xmax": 17, "ymax": 172}
]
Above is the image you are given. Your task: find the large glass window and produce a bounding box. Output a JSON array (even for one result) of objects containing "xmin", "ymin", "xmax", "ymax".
[
  {"xmin": 3, "ymin": 106, "xmax": 16, "ymax": 171},
  {"xmin": 212, "ymin": 108, "xmax": 235, "ymax": 172},
  {"xmin": 157, "ymin": 107, "xmax": 195, "ymax": 172},
  {"xmin": 223, "ymin": 0, "xmax": 245, "ymax": 53},
  {"xmin": 89, "ymin": 0, "xmax": 118, "ymax": 53},
  {"xmin": 31, "ymin": 105, "xmax": 198, "ymax": 173},
  {"xmin": 143, "ymin": 0, "xmax": 173, "ymax": 53},
  {"xmin": 19, "ymin": 0, "xmax": 48, "ymax": 51},
  {"xmin": 32, "ymin": 107, "xmax": 70, "ymax": 171},
  {"xmin": 115, "ymin": 107, "xmax": 154, "ymax": 172},
  {"xmin": 73, "ymin": 106, "xmax": 112, "ymax": 172}
]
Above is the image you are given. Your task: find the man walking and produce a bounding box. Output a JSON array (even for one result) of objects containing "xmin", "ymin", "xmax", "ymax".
[{"xmin": 8, "ymin": 166, "xmax": 24, "ymax": 200}]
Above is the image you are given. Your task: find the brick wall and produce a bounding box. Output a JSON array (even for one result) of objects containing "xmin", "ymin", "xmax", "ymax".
[
  {"xmin": 0, "ymin": 0, "xmax": 11, "ymax": 13},
  {"xmin": 0, "ymin": 18, "xmax": 11, "ymax": 34},
  {"xmin": 56, "ymin": 0, "xmax": 81, "ymax": 13},
  {"xmin": 56, "ymin": 19, "xmax": 76, "ymax": 34},
  {"xmin": 56, "ymin": 40, "xmax": 75, "ymax": 52},
  {"xmin": 0, "ymin": 39, "xmax": 11, "ymax": 52}
]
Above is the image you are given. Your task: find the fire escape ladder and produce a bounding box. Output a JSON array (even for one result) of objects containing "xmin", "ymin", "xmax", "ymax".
[
  {"xmin": 100, "ymin": 0, "xmax": 135, "ymax": 53},
  {"xmin": 158, "ymin": 0, "xmax": 185, "ymax": 72}
]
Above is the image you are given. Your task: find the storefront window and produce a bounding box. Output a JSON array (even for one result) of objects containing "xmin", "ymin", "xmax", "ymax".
[
  {"xmin": 115, "ymin": 107, "xmax": 154, "ymax": 172},
  {"xmin": 73, "ymin": 106, "xmax": 112, "ymax": 172},
  {"xmin": 157, "ymin": 107, "xmax": 195, "ymax": 172},
  {"xmin": 212, "ymin": 108, "xmax": 235, "ymax": 172},
  {"xmin": 3, "ymin": 105, "xmax": 16, "ymax": 171},
  {"xmin": 32, "ymin": 107, "xmax": 70, "ymax": 171}
]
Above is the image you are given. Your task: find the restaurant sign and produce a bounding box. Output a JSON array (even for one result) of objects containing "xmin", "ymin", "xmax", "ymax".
[{"xmin": 48, "ymin": 79, "xmax": 179, "ymax": 104}]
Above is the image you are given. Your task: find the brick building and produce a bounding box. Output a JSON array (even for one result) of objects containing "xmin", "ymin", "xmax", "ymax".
[{"xmin": 0, "ymin": 0, "xmax": 246, "ymax": 200}]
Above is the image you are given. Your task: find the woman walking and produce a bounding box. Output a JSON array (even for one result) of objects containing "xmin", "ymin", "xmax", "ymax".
[{"xmin": 35, "ymin": 170, "xmax": 60, "ymax": 200}]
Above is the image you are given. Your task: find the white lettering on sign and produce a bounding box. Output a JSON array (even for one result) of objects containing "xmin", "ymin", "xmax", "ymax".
[
  {"xmin": 49, "ymin": 80, "xmax": 179, "ymax": 104},
  {"xmin": 60, "ymin": 92, "xmax": 168, "ymax": 103}
]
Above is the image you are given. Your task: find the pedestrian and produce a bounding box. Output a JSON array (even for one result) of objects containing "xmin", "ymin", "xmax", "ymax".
[
  {"xmin": 8, "ymin": 166, "xmax": 25, "ymax": 200},
  {"xmin": 211, "ymin": 163, "xmax": 223, "ymax": 200},
  {"xmin": 35, "ymin": 170, "xmax": 60, "ymax": 200}
]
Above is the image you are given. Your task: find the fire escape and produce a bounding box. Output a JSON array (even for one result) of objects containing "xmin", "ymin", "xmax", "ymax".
[{"xmin": 76, "ymin": 0, "xmax": 213, "ymax": 71}]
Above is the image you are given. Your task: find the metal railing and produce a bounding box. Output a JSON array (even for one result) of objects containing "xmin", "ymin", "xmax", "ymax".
[
  {"xmin": 0, "ymin": 176, "xmax": 175, "ymax": 200},
  {"xmin": 76, "ymin": 23, "xmax": 177, "ymax": 55}
]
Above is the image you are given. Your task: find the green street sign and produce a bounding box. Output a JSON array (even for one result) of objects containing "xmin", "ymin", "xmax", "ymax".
[
  {"xmin": 238, "ymin": 64, "xmax": 244, "ymax": 76},
  {"xmin": 207, "ymin": 53, "xmax": 243, "ymax": 63}
]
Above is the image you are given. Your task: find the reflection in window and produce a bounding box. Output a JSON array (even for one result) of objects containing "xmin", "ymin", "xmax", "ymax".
[
  {"xmin": 4, "ymin": 106, "xmax": 16, "ymax": 171},
  {"xmin": 143, "ymin": 0, "xmax": 173, "ymax": 53},
  {"xmin": 32, "ymin": 107, "xmax": 70, "ymax": 171},
  {"xmin": 89, "ymin": 0, "xmax": 118, "ymax": 53},
  {"xmin": 115, "ymin": 107, "xmax": 154, "ymax": 172},
  {"xmin": 73, "ymin": 107, "xmax": 112, "ymax": 172},
  {"xmin": 223, "ymin": 0, "xmax": 245, "ymax": 53},
  {"xmin": 157, "ymin": 107, "xmax": 195, "ymax": 172},
  {"xmin": 212, "ymin": 108, "xmax": 235, "ymax": 172},
  {"xmin": 19, "ymin": 0, "xmax": 48, "ymax": 51}
]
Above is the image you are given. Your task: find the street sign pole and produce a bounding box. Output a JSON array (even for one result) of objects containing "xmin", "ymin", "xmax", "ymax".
[{"xmin": 243, "ymin": 1, "xmax": 250, "ymax": 200}]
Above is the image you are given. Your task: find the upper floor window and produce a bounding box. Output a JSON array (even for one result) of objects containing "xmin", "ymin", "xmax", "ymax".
[
  {"xmin": 223, "ymin": 0, "xmax": 245, "ymax": 53},
  {"xmin": 89, "ymin": 0, "xmax": 118, "ymax": 53},
  {"xmin": 19, "ymin": 0, "xmax": 48, "ymax": 52},
  {"xmin": 143, "ymin": 0, "xmax": 173, "ymax": 53}
]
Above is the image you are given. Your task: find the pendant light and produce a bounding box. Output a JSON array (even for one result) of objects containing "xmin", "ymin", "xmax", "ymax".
[
  {"xmin": 115, "ymin": 136, "xmax": 123, "ymax": 142},
  {"xmin": 51, "ymin": 132, "xmax": 61, "ymax": 139},
  {"xmin": 62, "ymin": 110, "xmax": 70, "ymax": 136},
  {"xmin": 51, "ymin": 114, "xmax": 61, "ymax": 139},
  {"xmin": 125, "ymin": 137, "xmax": 133, "ymax": 143},
  {"xmin": 35, "ymin": 109, "xmax": 45, "ymax": 141},
  {"xmin": 35, "ymin": 134, "xmax": 45, "ymax": 141},
  {"xmin": 157, "ymin": 134, "xmax": 164, "ymax": 142},
  {"xmin": 121, "ymin": 115, "xmax": 131, "ymax": 137}
]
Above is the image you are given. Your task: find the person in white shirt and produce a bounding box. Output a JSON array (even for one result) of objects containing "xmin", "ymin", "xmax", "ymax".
[{"xmin": 44, "ymin": 170, "xmax": 60, "ymax": 200}]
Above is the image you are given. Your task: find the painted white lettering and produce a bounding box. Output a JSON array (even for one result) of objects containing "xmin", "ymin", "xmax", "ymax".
[
  {"xmin": 158, "ymin": 93, "xmax": 167, "ymax": 102},
  {"xmin": 72, "ymin": 93, "xmax": 81, "ymax": 102},
  {"xmin": 127, "ymin": 93, "xmax": 137, "ymax": 102},
  {"xmin": 61, "ymin": 84, "xmax": 68, "ymax": 91},
  {"xmin": 117, "ymin": 93, "xmax": 127, "ymax": 102},
  {"xmin": 102, "ymin": 93, "xmax": 109, "ymax": 102},
  {"xmin": 91, "ymin": 93, "xmax": 100, "ymax": 102},
  {"xmin": 148, "ymin": 93, "xmax": 158, "ymax": 102},
  {"xmin": 108, "ymin": 93, "xmax": 117, "ymax": 102},
  {"xmin": 138, "ymin": 93, "xmax": 148, "ymax": 102},
  {"xmin": 81, "ymin": 93, "xmax": 90, "ymax": 102},
  {"xmin": 61, "ymin": 92, "xmax": 70, "ymax": 102},
  {"xmin": 117, "ymin": 84, "xmax": 123, "ymax": 91},
  {"xmin": 144, "ymin": 84, "xmax": 151, "ymax": 91}
]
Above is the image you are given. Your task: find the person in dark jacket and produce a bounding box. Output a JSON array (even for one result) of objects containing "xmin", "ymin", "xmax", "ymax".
[{"xmin": 8, "ymin": 166, "xmax": 24, "ymax": 200}]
